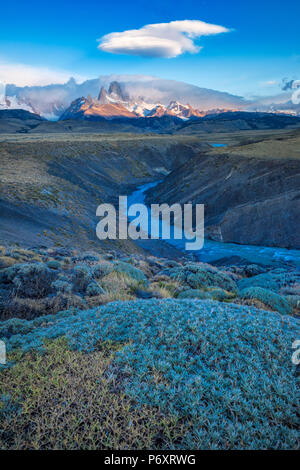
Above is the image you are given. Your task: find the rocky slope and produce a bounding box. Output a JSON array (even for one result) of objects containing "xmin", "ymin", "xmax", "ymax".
[
  {"xmin": 0, "ymin": 133, "xmax": 208, "ymax": 248},
  {"xmin": 146, "ymin": 130, "xmax": 300, "ymax": 249}
]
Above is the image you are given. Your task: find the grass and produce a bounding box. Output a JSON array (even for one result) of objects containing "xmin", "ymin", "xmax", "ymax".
[
  {"xmin": 0, "ymin": 337, "xmax": 186, "ymax": 450},
  {"xmin": 1, "ymin": 299, "xmax": 299, "ymax": 449}
]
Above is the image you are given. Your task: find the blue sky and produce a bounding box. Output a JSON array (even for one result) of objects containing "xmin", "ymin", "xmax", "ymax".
[{"xmin": 0, "ymin": 0, "xmax": 299, "ymax": 96}]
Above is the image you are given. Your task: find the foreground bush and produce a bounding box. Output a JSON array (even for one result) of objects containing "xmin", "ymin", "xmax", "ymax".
[
  {"xmin": 168, "ymin": 263, "xmax": 237, "ymax": 293},
  {"xmin": 1, "ymin": 299, "xmax": 299, "ymax": 449},
  {"xmin": 240, "ymin": 287, "xmax": 292, "ymax": 315},
  {"xmin": 0, "ymin": 263, "xmax": 57, "ymax": 298},
  {"xmin": 0, "ymin": 338, "xmax": 183, "ymax": 450}
]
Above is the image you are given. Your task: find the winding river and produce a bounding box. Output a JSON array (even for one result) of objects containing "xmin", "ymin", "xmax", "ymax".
[{"xmin": 127, "ymin": 181, "xmax": 300, "ymax": 268}]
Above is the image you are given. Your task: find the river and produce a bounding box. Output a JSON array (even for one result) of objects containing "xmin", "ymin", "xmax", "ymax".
[{"xmin": 127, "ymin": 181, "xmax": 300, "ymax": 268}]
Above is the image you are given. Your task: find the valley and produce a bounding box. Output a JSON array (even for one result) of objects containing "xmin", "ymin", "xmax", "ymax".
[{"xmin": 0, "ymin": 116, "xmax": 299, "ymax": 451}]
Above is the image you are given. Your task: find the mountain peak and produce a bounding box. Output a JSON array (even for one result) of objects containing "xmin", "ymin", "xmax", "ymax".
[
  {"xmin": 108, "ymin": 81, "xmax": 127, "ymax": 101},
  {"xmin": 98, "ymin": 86, "xmax": 109, "ymax": 104}
]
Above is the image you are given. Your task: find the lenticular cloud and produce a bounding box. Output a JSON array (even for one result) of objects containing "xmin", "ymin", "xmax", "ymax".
[{"xmin": 98, "ymin": 20, "xmax": 229, "ymax": 58}]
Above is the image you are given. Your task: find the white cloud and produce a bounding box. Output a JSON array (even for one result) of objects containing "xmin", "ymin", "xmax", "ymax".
[
  {"xmin": 0, "ymin": 60, "xmax": 85, "ymax": 86},
  {"xmin": 98, "ymin": 20, "xmax": 230, "ymax": 58},
  {"xmin": 262, "ymin": 80, "xmax": 277, "ymax": 86}
]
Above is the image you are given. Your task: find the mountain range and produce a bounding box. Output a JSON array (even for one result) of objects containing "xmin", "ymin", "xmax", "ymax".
[
  {"xmin": 59, "ymin": 80, "xmax": 223, "ymax": 120},
  {"xmin": 1, "ymin": 75, "xmax": 300, "ymax": 121}
]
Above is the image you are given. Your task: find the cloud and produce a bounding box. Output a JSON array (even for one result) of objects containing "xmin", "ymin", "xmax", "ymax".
[
  {"xmin": 281, "ymin": 78, "xmax": 300, "ymax": 104},
  {"xmin": 98, "ymin": 20, "xmax": 230, "ymax": 58},
  {"xmin": 0, "ymin": 60, "xmax": 85, "ymax": 86},
  {"xmin": 262, "ymin": 80, "xmax": 277, "ymax": 86}
]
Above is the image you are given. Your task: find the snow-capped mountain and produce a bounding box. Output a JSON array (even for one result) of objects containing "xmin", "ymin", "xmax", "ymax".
[
  {"xmin": 3, "ymin": 75, "xmax": 249, "ymax": 119},
  {"xmin": 2, "ymin": 75, "xmax": 300, "ymax": 119},
  {"xmin": 0, "ymin": 83, "xmax": 36, "ymax": 113},
  {"xmin": 60, "ymin": 81, "xmax": 234, "ymax": 120}
]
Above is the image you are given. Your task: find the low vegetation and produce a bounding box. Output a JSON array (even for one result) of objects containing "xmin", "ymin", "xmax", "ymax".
[{"xmin": 0, "ymin": 244, "xmax": 299, "ymax": 449}]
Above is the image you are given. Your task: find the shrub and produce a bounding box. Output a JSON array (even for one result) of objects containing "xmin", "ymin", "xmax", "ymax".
[
  {"xmin": 44, "ymin": 293, "xmax": 86, "ymax": 314},
  {"xmin": 169, "ymin": 263, "xmax": 237, "ymax": 293},
  {"xmin": 113, "ymin": 261, "xmax": 147, "ymax": 284},
  {"xmin": 0, "ymin": 257, "xmax": 16, "ymax": 269},
  {"xmin": 46, "ymin": 260, "xmax": 61, "ymax": 270},
  {"xmin": 0, "ymin": 297, "xmax": 47, "ymax": 321},
  {"xmin": 240, "ymin": 287, "xmax": 292, "ymax": 315},
  {"xmin": 0, "ymin": 263, "xmax": 57, "ymax": 298},
  {"xmin": 82, "ymin": 254, "xmax": 100, "ymax": 262},
  {"xmin": 238, "ymin": 272, "xmax": 300, "ymax": 293},
  {"xmin": 206, "ymin": 287, "xmax": 236, "ymax": 301},
  {"xmin": 93, "ymin": 262, "xmax": 113, "ymax": 278},
  {"xmin": 177, "ymin": 289, "xmax": 210, "ymax": 300},
  {"xmin": 72, "ymin": 265, "xmax": 93, "ymax": 293},
  {"xmin": 86, "ymin": 282, "xmax": 104, "ymax": 297},
  {"xmin": 0, "ymin": 338, "xmax": 185, "ymax": 450},
  {"xmin": 244, "ymin": 265, "xmax": 266, "ymax": 277},
  {"xmin": 285, "ymin": 295, "xmax": 300, "ymax": 310},
  {"xmin": 51, "ymin": 280, "xmax": 72, "ymax": 294},
  {"xmin": 1, "ymin": 299, "xmax": 299, "ymax": 449}
]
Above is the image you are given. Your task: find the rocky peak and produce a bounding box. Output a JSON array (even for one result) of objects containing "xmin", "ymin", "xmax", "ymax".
[
  {"xmin": 97, "ymin": 86, "xmax": 109, "ymax": 104},
  {"xmin": 108, "ymin": 81, "xmax": 127, "ymax": 101}
]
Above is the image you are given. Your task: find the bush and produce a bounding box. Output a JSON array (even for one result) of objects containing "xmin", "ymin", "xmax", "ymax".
[
  {"xmin": 244, "ymin": 265, "xmax": 266, "ymax": 277},
  {"xmin": 1, "ymin": 299, "xmax": 299, "ymax": 449},
  {"xmin": 240, "ymin": 287, "xmax": 292, "ymax": 315},
  {"xmin": 206, "ymin": 287, "xmax": 236, "ymax": 301},
  {"xmin": 0, "ymin": 339, "xmax": 184, "ymax": 450},
  {"xmin": 0, "ymin": 263, "xmax": 57, "ymax": 298},
  {"xmin": 46, "ymin": 260, "xmax": 61, "ymax": 270},
  {"xmin": 285, "ymin": 295, "xmax": 300, "ymax": 310},
  {"xmin": 86, "ymin": 282, "xmax": 104, "ymax": 297},
  {"xmin": 177, "ymin": 289, "xmax": 210, "ymax": 300},
  {"xmin": 238, "ymin": 272, "xmax": 300, "ymax": 293},
  {"xmin": 93, "ymin": 263, "xmax": 113, "ymax": 278},
  {"xmin": 169, "ymin": 263, "xmax": 237, "ymax": 293},
  {"xmin": 113, "ymin": 261, "xmax": 147, "ymax": 284},
  {"xmin": 51, "ymin": 280, "xmax": 72, "ymax": 294},
  {"xmin": 72, "ymin": 265, "xmax": 93, "ymax": 293}
]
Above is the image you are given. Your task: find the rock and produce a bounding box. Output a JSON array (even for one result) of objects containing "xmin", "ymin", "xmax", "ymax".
[{"xmin": 135, "ymin": 289, "xmax": 153, "ymax": 299}]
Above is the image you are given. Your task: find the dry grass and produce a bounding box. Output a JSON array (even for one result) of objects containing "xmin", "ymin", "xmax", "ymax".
[{"xmin": 0, "ymin": 338, "xmax": 186, "ymax": 450}]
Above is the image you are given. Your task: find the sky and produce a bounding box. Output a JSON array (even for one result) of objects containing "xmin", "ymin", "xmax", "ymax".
[{"xmin": 0, "ymin": 0, "xmax": 299, "ymax": 97}]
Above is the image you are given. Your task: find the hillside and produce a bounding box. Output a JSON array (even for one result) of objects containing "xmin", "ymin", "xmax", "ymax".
[
  {"xmin": 146, "ymin": 130, "xmax": 300, "ymax": 248},
  {"xmin": 1, "ymin": 109, "xmax": 300, "ymax": 135},
  {"xmin": 0, "ymin": 133, "xmax": 208, "ymax": 248}
]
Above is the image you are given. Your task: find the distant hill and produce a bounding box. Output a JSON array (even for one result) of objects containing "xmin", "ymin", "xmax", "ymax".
[
  {"xmin": 177, "ymin": 112, "xmax": 300, "ymax": 134},
  {"xmin": 0, "ymin": 109, "xmax": 300, "ymax": 135}
]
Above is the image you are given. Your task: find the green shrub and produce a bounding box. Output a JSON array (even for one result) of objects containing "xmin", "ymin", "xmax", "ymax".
[
  {"xmin": 238, "ymin": 272, "xmax": 300, "ymax": 293},
  {"xmin": 240, "ymin": 287, "xmax": 292, "ymax": 315},
  {"xmin": 285, "ymin": 295, "xmax": 300, "ymax": 310},
  {"xmin": 169, "ymin": 263, "xmax": 237, "ymax": 293},
  {"xmin": 177, "ymin": 289, "xmax": 210, "ymax": 300},
  {"xmin": 46, "ymin": 260, "xmax": 62, "ymax": 270},
  {"xmin": 72, "ymin": 265, "xmax": 93, "ymax": 293},
  {"xmin": 1, "ymin": 299, "xmax": 299, "ymax": 449},
  {"xmin": 0, "ymin": 263, "xmax": 57, "ymax": 298},
  {"xmin": 86, "ymin": 282, "xmax": 104, "ymax": 297},
  {"xmin": 113, "ymin": 261, "xmax": 147, "ymax": 284}
]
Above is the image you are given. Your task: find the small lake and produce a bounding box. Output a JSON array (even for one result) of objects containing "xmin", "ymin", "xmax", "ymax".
[
  {"xmin": 127, "ymin": 182, "xmax": 300, "ymax": 268},
  {"xmin": 209, "ymin": 143, "xmax": 228, "ymax": 147}
]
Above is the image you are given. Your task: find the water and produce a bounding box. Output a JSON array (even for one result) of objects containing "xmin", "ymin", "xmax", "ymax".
[
  {"xmin": 127, "ymin": 182, "xmax": 300, "ymax": 268},
  {"xmin": 209, "ymin": 143, "xmax": 228, "ymax": 148}
]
